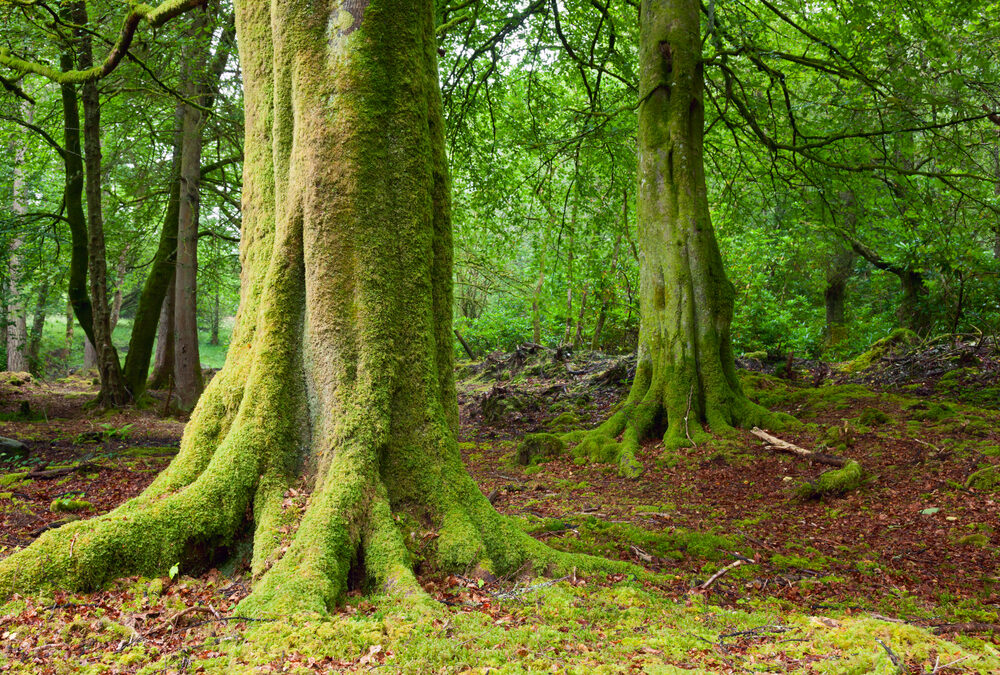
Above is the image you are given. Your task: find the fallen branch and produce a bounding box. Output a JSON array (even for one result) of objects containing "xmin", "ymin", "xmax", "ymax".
[
  {"xmin": 27, "ymin": 462, "xmax": 100, "ymax": 480},
  {"xmin": 929, "ymin": 654, "xmax": 970, "ymax": 674},
  {"xmin": 931, "ymin": 621, "xmax": 999, "ymax": 635},
  {"xmin": 699, "ymin": 559, "xmax": 747, "ymax": 591},
  {"xmin": 750, "ymin": 428, "xmax": 848, "ymax": 467},
  {"xmin": 875, "ymin": 638, "xmax": 905, "ymax": 673},
  {"xmin": 168, "ymin": 605, "xmax": 220, "ymax": 628}
]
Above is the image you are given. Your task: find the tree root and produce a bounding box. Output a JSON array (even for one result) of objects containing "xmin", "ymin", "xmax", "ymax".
[{"xmin": 564, "ymin": 367, "xmax": 795, "ymax": 478}]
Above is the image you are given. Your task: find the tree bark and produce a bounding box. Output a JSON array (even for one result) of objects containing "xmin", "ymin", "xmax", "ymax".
[
  {"xmin": 575, "ymin": 0, "xmax": 778, "ymax": 476},
  {"xmin": 110, "ymin": 245, "xmax": 129, "ymax": 332},
  {"xmin": 147, "ymin": 273, "xmax": 175, "ymax": 390},
  {"xmin": 591, "ymin": 206, "xmax": 626, "ymax": 352},
  {"xmin": 572, "ymin": 285, "xmax": 588, "ymax": 350},
  {"xmin": 172, "ymin": 7, "xmax": 212, "ymax": 411},
  {"xmin": 209, "ymin": 284, "xmax": 220, "ymax": 346},
  {"xmin": 64, "ymin": 299, "xmax": 74, "ymax": 356},
  {"xmin": 0, "ymin": 0, "xmax": 620, "ymax": 614},
  {"xmin": 27, "ymin": 277, "xmax": 50, "ymax": 374},
  {"xmin": 531, "ymin": 252, "xmax": 546, "ymax": 344},
  {"xmin": 74, "ymin": 1, "xmax": 130, "ymax": 405},
  {"xmin": 7, "ymin": 100, "xmax": 31, "ymax": 373},
  {"xmin": 59, "ymin": 46, "xmax": 94, "ymax": 354},
  {"xmin": 824, "ymin": 244, "xmax": 855, "ymax": 350},
  {"xmin": 123, "ymin": 106, "xmax": 184, "ymax": 396}
]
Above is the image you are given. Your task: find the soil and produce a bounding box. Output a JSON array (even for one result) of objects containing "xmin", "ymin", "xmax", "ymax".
[{"xmin": 0, "ymin": 345, "xmax": 998, "ymax": 671}]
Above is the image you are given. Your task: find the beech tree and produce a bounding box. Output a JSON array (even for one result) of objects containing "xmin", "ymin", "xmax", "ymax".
[
  {"xmin": 574, "ymin": 0, "xmax": 780, "ymax": 475},
  {"xmin": 0, "ymin": 0, "xmax": 618, "ymax": 614}
]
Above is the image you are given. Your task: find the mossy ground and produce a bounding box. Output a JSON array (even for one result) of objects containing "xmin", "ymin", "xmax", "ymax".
[
  {"xmin": 2, "ymin": 569, "xmax": 997, "ymax": 673},
  {"xmin": 1, "ymin": 355, "xmax": 999, "ymax": 670}
]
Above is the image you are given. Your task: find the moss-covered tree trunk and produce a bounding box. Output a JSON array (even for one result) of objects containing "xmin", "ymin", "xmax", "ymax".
[
  {"xmin": 574, "ymin": 0, "xmax": 775, "ymax": 476},
  {"xmin": 0, "ymin": 0, "xmax": 617, "ymax": 616},
  {"xmin": 824, "ymin": 245, "xmax": 855, "ymax": 350},
  {"xmin": 59, "ymin": 49, "xmax": 95, "ymax": 361},
  {"xmin": 148, "ymin": 274, "xmax": 176, "ymax": 390},
  {"xmin": 122, "ymin": 104, "xmax": 183, "ymax": 397}
]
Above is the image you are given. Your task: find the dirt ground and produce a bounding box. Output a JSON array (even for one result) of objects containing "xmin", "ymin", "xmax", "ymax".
[{"xmin": 0, "ymin": 345, "xmax": 997, "ymax": 671}]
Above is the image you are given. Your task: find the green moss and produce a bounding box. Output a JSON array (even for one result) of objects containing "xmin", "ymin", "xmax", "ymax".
[
  {"xmin": 49, "ymin": 498, "xmax": 94, "ymax": 513},
  {"xmin": 534, "ymin": 516, "xmax": 738, "ymax": 563},
  {"xmin": 516, "ymin": 433, "xmax": 566, "ymax": 465},
  {"xmin": 966, "ymin": 466, "xmax": 1000, "ymax": 492},
  {"xmin": 840, "ymin": 328, "xmax": 919, "ymax": 374},
  {"xmin": 546, "ymin": 411, "xmax": 580, "ymax": 433},
  {"xmin": 118, "ymin": 446, "xmax": 179, "ymax": 458},
  {"xmin": 796, "ymin": 460, "xmax": 863, "ymax": 499},
  {"xmin": 573, "ymin": 433, "xmax": 620, "ymax": 464},
  {"xmin": 957, "ymin": 534, "xmax": 990, "ymax": 547},
  {"xmin": 909, "ymin": 401, "xmax": 958, "ymax": 422},
  {"xmin": 857, "ymin": 408, "xmax": 892, "ymax": 426}
]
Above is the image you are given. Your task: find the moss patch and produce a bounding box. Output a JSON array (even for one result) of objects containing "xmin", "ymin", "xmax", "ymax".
[
  {"xmin": 796, "ymin": 460, "xmax": 863, "ymax": 499},
  {"xmin": 516, "ymin": 433, "xmax": 566, "ymax": 465}
]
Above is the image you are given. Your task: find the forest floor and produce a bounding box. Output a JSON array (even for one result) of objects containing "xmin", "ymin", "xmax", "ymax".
[{"xmin": 0, "ymin": 337, "xmax": 998, "ymax": 673}]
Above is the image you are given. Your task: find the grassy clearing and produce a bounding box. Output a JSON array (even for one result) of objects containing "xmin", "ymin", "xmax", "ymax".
[{"xmin": 29, "ymin": 316, "xmax": 232, "ymax": 375}]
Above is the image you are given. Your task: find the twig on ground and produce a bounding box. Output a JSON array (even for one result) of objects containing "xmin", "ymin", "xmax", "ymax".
[
  {"xmin": 718, "ymin": 624, "xmax": 792, "ymax": 640},
  {"xmin": 684, "ymin": 384, "xmax": 696, "ymax": 449},
  {"xmin": 875, "ymin": 638, "xmax": 905, "ymax": 673},
  {"xmin": 928, "ymin": 654, "xmax": 970, "ymax": 674},
  {"xmin": 699, "ymin": 559, "xmax": 748, "ymax": 591},
  {"xmin": 750, "ymin": 428, "xmax": 849, "ymax": 467},
  {"xmin": 931, "ymin": 621, "xmax": 1000, "ymax": 635}
]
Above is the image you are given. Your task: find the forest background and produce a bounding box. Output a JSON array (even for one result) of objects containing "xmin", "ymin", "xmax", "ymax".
[{"xmin": 2, "ymin": 0, "xmax": 997, "ymax": 383}]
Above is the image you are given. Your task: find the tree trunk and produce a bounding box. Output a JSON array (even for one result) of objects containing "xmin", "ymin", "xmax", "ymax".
[
  {"xmin": 64, "ymin": 299, "xmax": 74, "ymax": 356},
  {"xmin": 83, "ymin": 337, "xmax": 97, "ymax": 369},
  {"xmin": 59, "ymin": 46, "xmax": 94, "ymax": 355},
  {"xmin": 591, "ymin": 224, "xmax": 625, "ymax": 352},
  {"xmin": 575, "ymin": 0, "xmax": 777, "ymax": 476},
  {"xmin": 147, "ymin": 273, "xmax": 175, "ymax": 390},
  {"xmin": 572, "ymin": 285, "xmax": 588, "ymax": 350},
  {"xmin": 562, "ymin": 201, "xmax": 577, "ymax": 346},
  {"xmin": 209, "ymin": 284, "xmax": 220, "ymax": 346},
  {"xmin": 110, "ymin": 246, "xmax": 129, "ymax": 332},
  {"xmin": 74, "ymin": 2, "xmax": 129, "ymax": 405},
  {"xmin": 0, "ymin": 0, "xmax": 619, "ymax": 614},
  {"xmin": 172, "ymin": 8, "xmax": 211, "ymax": 411},
  {"xmin": 824, "ymin": 245, "xmax": 855, "ymax": 350},
  {"xmin": 123, "ymin": 104, "xmax": 184, "ymax": 397},
  {"xmin": 531, "ymin": 254, "xmax": 546, "ymax": 344},
  {"xmin": 900, "ymin": 270, "xmax": 930, "ymax": 334},
  {"xmin": 27, "ymin": 277, "xmax": 50, "ymax": 374},
  {"xmin": 7, "ymin": 100, "xmax": 31, "ymax": 373}
]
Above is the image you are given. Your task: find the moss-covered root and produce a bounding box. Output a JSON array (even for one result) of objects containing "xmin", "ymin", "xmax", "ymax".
[
  {"xmin": 565, "ymin": 368, "xmax": 792, "ymax": 478},
  {"xmin": 966, "ymin": 466, "xmax": 999, "ymax": 492},
  {"xmin": 796, "ymin": 460, "xmax": 863, "ymax": 499}
]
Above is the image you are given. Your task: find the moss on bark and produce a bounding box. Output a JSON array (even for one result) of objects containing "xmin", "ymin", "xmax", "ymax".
[
  {"xmin": 569, "ymin": 0, "xmax": 789, "ymax": 477},
  {"xmin": 0, "ymin": 0, "xmax": 628, "ymax": 616}
]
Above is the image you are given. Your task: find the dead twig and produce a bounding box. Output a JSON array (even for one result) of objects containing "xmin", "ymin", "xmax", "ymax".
[
  {"xmin": 931, "ymin": 621, "xmax": 999, "ymax": 635},
  {"xmin": 875, "ymin": 638, "xmax": 905, "ymax": 673},
  {"xmin": 684, "ymin": 383, "xmax": 696, "ymax": 449},
  {"xmin": 750, "ymin": 428, "xmax": 849, "ymax": 467},
  {"xmin": 928, "ymin": 654, "xmax": 970, "ymax": 674},
  {"xmin": 699, "ymin": 559, "xmax": 747, "ymax": 591}
]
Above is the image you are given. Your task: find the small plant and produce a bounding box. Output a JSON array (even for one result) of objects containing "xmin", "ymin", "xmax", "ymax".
[{"xmin": 98, "ymin": 422, "xmax": 134, "ymax": 441}]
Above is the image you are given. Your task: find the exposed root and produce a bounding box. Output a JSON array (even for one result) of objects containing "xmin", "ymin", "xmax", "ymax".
[{"xmin": 566, "ymin": 362, "xmax": 794, "ymax": 477}]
